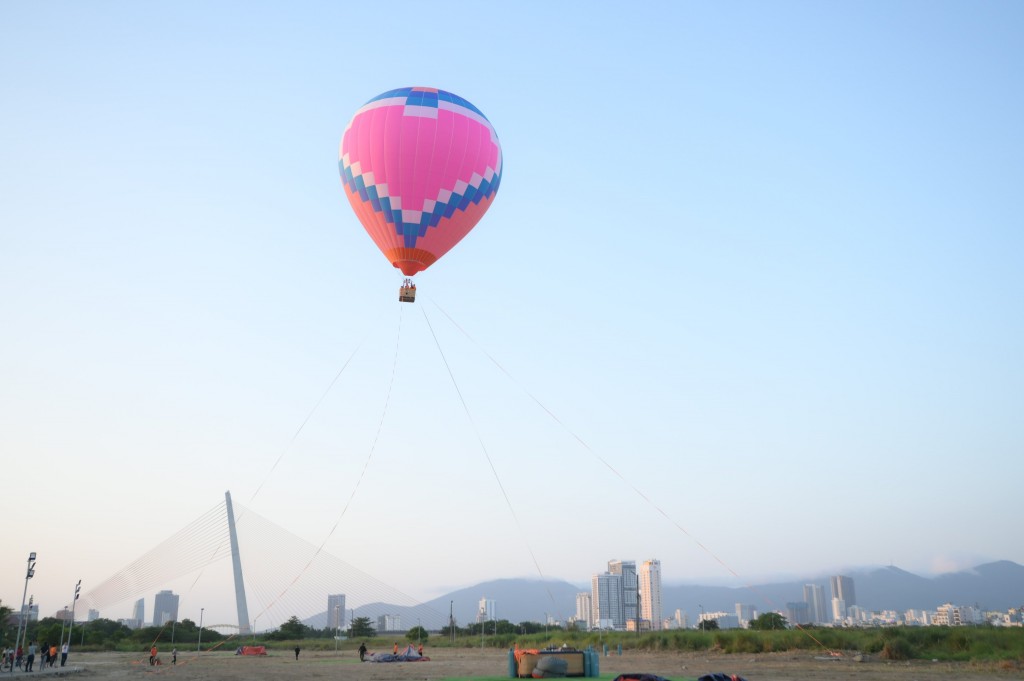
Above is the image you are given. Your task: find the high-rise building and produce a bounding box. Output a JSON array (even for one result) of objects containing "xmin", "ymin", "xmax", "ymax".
[
  {"xmin": 327, "ymin": 594, "xmax": 346, "ymax": 629},
  {"xmin": 131, "ymin": 598, "xmax": 145, "ymax": 629},
  {"xmin": 154, "ymin": 590, "xmax": 179, "ymax": 626},
  {"xmin": 477, "ymin": 598, "xmax": 495, "ymax": 623},
  {"xmin": 87, "ymin": 609, "xmax": 100, "ymax": 622},
  {"xmin": 735, "ymin": 603, "xmax": 756, "ymax": 628},
  {"xmin": 803, "ymin": 584, "xmax": 826, "ymax": 624},
  {"xmin": 786, "ymin": 601, "xmax": 810, "ymax": 625},
  {"xmin": 376, "ymin": 614, "xmax": 401, "ymax": 632},
  {"xmin": 608, "ymin": 560, "xmax": 638, "ymax": 627},
  {"xmin": 575, "ymin": 592, "xmax": 593, "ymax": 630},
  {"xmin": 674, "ymin": 609, "xmax": 688, "ymax": 630},
  {"xmin": 829, "ymin": 576, "xmax": 855, "ymax": 607},
  {"xmin": 591, "ymin": 572, "xmax": 624, "ymax": 629},
  {"xmin": 831, "ymin": 597, "xmax": 846, "ymax": 622},
  {"xmin": 638, "ymin": 559, "xmax": 663, "ymax": 630}
]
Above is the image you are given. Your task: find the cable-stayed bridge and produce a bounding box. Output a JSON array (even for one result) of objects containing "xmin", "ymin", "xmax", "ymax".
[{"xmin": 80, "ymin": 492, "xmax": 447, "ymax": 632}]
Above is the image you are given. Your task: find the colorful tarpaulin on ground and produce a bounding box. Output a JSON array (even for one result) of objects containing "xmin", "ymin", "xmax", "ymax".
[{"xmin": 365, "ymin": 644, "xmax": 430, "ymax": 662}]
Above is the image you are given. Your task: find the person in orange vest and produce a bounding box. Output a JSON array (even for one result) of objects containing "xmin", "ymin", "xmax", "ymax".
[
  {"xmin": 393, "ymin": 642, "xmax": 398, "ymax": 655},
  {"xmin": 149, "ymin": 645, "xmax": 158, "ymax": 666},
  {"xmin": 418, "ymin": 643, "xmax": 424, "ymax": 656}
]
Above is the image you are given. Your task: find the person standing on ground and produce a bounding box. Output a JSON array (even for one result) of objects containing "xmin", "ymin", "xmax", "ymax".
[
  {"xmin": 418, "ymin": 642, "xmax": 424, "ymax": 656},
  {"xmin": 26, "ymin": 642, "xmax": 36, "ymax": 672},
  {"xmin": 60, "ymin": 642, "xmax": 68, "ymax": 667},
  {"xmin": 294, "ymin": 646, "xmax": 300, "ymax": 660},
  {"xmin": 49, "ymin": 644, "xmax": 57, "ymax": 667},
  {"xmin": 172, "ymin": 648, "xmax": 177, "ymax": 665},
  {"xmin": 393, "ymin": 642, "xmax": 398, "ymax": 655},
  {"xmin": 149, "ymin": 645, "xmax": 158, "ymax": 666},
  {"xmin": 358, "ymin": 642, "xmax": 367, "ymax": 661}
]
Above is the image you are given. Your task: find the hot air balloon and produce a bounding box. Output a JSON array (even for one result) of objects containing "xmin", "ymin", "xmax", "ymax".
[{"xmin": 339, "ymin": 87, "xmax": 503, "ymax": 302}]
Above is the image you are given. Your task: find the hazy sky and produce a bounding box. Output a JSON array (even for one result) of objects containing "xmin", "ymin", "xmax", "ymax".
[{"xmin": 3, "ymin": 1, "xmax": 1022, "ymax": 628}]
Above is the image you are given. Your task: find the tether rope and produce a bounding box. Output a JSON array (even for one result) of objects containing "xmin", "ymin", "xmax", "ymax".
[
  {"xmin": 430, "ymin": 299, "xmax": 833, "ymax": 652},
  {"xmin": 248, "ymin": 340, "xmax": 364, "ymax": 504},
  {"xmin": 251, "ymin": 305, "xmax": 405, "ymax": 620},
  {"xmin": 420, "ymin": 304, "xmax": 563, "ymax": 620}
]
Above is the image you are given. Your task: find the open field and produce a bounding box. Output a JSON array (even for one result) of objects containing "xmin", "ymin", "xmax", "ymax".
[{"xmin": 31, "ymin": 647, "xmax": 1024, "ymax": 680}]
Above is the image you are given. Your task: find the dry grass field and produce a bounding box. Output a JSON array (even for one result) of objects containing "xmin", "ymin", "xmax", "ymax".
[{"xmin": 34, "ymin": 647, "xmax": 1024, "ymax": 681}]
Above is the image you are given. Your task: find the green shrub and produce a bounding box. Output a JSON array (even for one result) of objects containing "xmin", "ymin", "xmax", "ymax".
[{"xmin": 881, "ymin": 638, "xmax": 913, "ymax": 660}]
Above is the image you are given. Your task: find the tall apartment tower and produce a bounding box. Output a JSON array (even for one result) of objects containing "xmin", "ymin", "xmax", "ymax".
[
  {"xmin": 803, "ymin": 584, "xmax": 826, "ymax": 624},
  {"xmin": 327, "ymin": 594, "xmax": 346, "ymax": 629},
  {"xmin": 153, "ymin": 590, "xmax": 180, "ymax": 626},
  {"xmin": 829, "ymin": 575, "xmax": 855, "ymax": 618},
  {"xmin": 591, "ymin": 572, "xmax": 624, "ymax": 629},
  {"xmin": 735, "ymin": 603, "xmax": 757, "ymax": 627},
  {"xmin": 575, "ymin": 592, "xmax": 593, "ymax": 629},
  {"xmin": 608, "ymin": 560, "xmax": 638, "ymax": 627},
  {"xmin": 131, "ymin": 598, "xmax": 145, "ymax": 629},
  {"xmin": 477, "ymin": 598, "xmax": 495, "ymax": 623},
  {"xmin": 638, "ymin": 559, "xmax": 663, "ymax": 630}
]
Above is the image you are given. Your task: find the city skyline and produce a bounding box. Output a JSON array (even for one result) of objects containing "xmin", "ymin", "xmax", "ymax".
[{"xmin": 10, "ymin": 562, "xmax": 1022, "ymax": 633}]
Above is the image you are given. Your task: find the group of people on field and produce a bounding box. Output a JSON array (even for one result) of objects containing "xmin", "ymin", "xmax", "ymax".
[
  {"xmin": 1, "ymin": 641, "xmax": 69, "ymax": 671},
  {"xmin": 147, "ymin": 645, "xmax": 177, "ymax": 666}
]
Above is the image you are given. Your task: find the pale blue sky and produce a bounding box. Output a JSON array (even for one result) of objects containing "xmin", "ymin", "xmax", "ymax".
[{"xmin": 2, "ymin": 1, "xmax": 1022, "ymax": 626}]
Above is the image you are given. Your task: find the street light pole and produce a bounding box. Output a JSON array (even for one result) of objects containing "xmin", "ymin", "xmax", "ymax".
[
  {"xmin": 11, "ymin": 552, "xmax": 36, "ymax": 676},
  {"xmin": 197, "ymin": 608, "xmax": 204, "ymax": 653},
  {"xmin": 334, "ymin": 605, "xmax": 340, "ymax": 654},
  {"xmin": 66, "ymin": 580, "xmax": 81, "ymax": 655},
  {"xmin": 699, "ymin": 604, "xmax": 704, "ymax": 632},
  {"xmin": 60, "ymin": 606, "xmax": 68, "ymax": 649}
]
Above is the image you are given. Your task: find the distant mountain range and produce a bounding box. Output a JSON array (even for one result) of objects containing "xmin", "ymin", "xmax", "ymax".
[{"xmin": 304, "ymin": 560, "xmax": 1024, "ymax": 630}]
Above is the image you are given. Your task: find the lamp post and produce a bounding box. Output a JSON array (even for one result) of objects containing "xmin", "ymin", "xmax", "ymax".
[
  {"xmin": 699, "ymin": 605, "xmax": 704, "ymax": 632},
  {"xmin": 252, "ymin": 615, "xmax": 258, "ymax": 643},
  {"xmin": 11, "ymin": 552, "xmax": 36, "ymax": 676},
  {"xmin": 60, "ymin": 606, "xmax": 68, "ymax": 649},
  {"xmin": 334, "ymin": 605, "xmax": 340, "ymax": 654},
  {"xmin": 171, "ymin": 620, "xmax": 176, "ymax": 645},
  {"xmin": 197, "ymin": 608, "xmax": 204, "ymax": 653},
  {"xmin": 66, "ymin": 580, "xmax": 81, "ymax": 656},
  {"xmin": 449, "ymin": 601, "xmax": 454, "ymax": 644}
]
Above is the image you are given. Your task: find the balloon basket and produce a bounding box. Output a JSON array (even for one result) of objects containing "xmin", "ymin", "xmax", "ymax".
[{"xmin": 399, "ymin": 279, "xmax": 417, "ymax": 303}]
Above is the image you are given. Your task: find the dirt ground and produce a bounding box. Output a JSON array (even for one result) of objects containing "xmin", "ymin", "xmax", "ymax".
[{"xmin": 27, "ymin": 648, "xmax": 1024, "ymax": 681}]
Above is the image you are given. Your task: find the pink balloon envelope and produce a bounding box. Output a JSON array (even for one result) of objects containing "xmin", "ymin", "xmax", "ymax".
[{"xmin": 339, "ymin": 87, "xmax": 503, "ymax": 276}]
